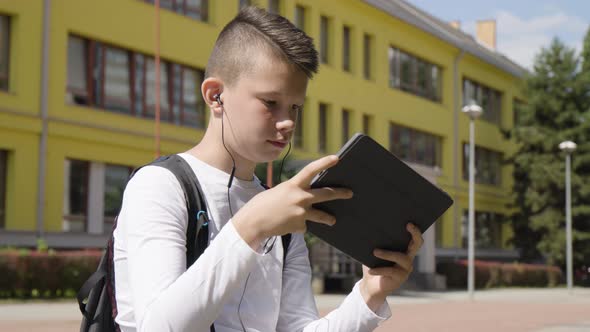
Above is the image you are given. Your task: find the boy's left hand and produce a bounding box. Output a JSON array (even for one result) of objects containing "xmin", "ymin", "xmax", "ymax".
[{"xmin": 359, "ymin": 223, "xmax": 424, "ymax": 312}]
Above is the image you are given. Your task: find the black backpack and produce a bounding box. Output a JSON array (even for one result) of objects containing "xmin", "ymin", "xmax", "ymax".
[{"xmin": 77, "ymin": 155, "xmax": 292, "ymax": 332}]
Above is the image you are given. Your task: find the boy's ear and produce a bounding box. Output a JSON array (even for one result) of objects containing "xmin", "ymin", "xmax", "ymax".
[{"xmin": 202, "ymin": 77, "xmax": 224, "ymax": 115}]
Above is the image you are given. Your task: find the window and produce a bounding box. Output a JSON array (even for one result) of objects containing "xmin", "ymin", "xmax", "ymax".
[
  {"xmin": 513, "ymin": 99, "xmax": 525, "ymax": 127},
  {"xmin": 342, "ymin": 109, "xmax": 351, "ymax": 144},
  {"xmin": 184, "ymin": 0, "xmax": 208, "ymax": 21},
  {"xmin": 388, "ymin": 47, "xmax": 399, "ymax": 88},
  {"xmin": 104, "ymin": 47, "xmax": 132, "ymax": 114},
  {"xmin": 144, "ymin": 58, "xmax": 170, "ymax": 120},
  {"xmin": 67, "ymin": 36, "xmax": 89, "ymax": 105},
  {"xmin": 462, "ymin": 210, "xmax": 503, "ymax": 249},
  {"xmin": 362, "ymin": 114, "xmax": 372, "ymax": 136},
  {"xmin": 389, "ymin": 123, "xmax": 442, "ymax": 167},
  {"xmin": 239, "ymin": 0, "xmax": 252, "ymax": 9},
  {"xmin": 67, "ymin": 36, "xmax": 206, "ymax": 128},
  {"xmin": 0, "ymin": 150, "xmax": 7, "ymax": 228},
  {"xmin": 320, "ymin": 16, "xmax": 330, "ymax": 64},
  {"xmin": 463, "ymin": 78, "xmax": 502, "ymax": 125},
  {"xmin": 143, "ymin": 0, "xmax": 208, "ymax": 22},
  {"xmin": 103, "ymin": 164, "xmax": 132, "ymax": 232},
  {"xmin": 268, "ymin": 0, "xmax": 280, "ymax": 14},
  {"xmin": 294, "ymin": 106, "xmax": 303, "ymax": 149},
  {"xmin": 463, "ymin": 144, "xmax": 502, "ymax": 186},
  {"xmin": 363, "ymin": 33, "xmax": 372, "ymax": 80},
  {"xmin": 64, "ymin": 160, "xmax": 134, "ymax": 233},
  {"xmin": 318, "ymin": 103, "xmax": 328, "ymax": 153},
  {"xmin": 294, "ymin": 5, "xmax": 306, "ymax": 31},
  {"xmin": 342, "ymin": 25, "xmax": 351, "ymax": 72},
  {"xmin": 389, "ymin": 46, "xmax": 442, "ymax": 102},
  {"xmin": 63, "ymin": 160, "xmax": 90, "ymax": 232},
  {"xmin": 0, "ymin": 15, "xmax": 10, "ymax": 91},
  {"xmin": 173, "ymin": 65, "xmax": 206, "ymax": 128}
]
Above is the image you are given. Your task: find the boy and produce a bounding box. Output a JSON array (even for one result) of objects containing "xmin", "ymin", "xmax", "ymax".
[{"xmin": 113, "ymin": 7, "xmax": 423, "ymax": 332}]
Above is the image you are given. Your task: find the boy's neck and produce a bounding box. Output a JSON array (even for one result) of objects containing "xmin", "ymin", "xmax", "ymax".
[{"xmin": 186, "ymin": 130, "xmax": 256, "ymax": 182}]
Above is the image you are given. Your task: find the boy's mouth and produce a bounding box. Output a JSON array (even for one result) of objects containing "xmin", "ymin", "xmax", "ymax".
[{"xmin": 268, "ymin": 140, "xmax": 287, "ymax": 149}]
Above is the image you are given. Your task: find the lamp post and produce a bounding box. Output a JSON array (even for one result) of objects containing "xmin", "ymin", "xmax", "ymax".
[
  {"xmin": 462, "ymin": 100, "xmax": 482, "ymax": 300},
  {"xmin": 559, "ymin": 140, "xmax": 576, "ymax": 293}
]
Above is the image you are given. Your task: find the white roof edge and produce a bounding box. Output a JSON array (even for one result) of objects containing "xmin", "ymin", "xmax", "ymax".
[{"xmin": 363, "ymin": 0, "xmax": 528, "ymax": 78}]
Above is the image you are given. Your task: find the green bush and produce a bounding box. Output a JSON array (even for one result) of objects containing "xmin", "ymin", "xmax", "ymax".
[
  {"xmin": 437, "ymin": 260, "xmax": 563, "ymax": 289},
  {"xmin": 0, "ymin": 249, "xmax": 102, "ymax": 299}
]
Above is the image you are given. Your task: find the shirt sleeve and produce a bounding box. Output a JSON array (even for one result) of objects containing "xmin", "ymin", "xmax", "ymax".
[
  {"xmin": 117, "ymin": 166, "xmax": 263, "ymax": 332},
  {"xmin": 276, "ymin": 234, "xmax": 392, "ymax": 332}
]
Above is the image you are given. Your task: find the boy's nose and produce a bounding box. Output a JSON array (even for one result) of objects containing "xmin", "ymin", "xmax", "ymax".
[{"xmin": 275, "ymin": 117, "xmax": 295, "ymax": 133}]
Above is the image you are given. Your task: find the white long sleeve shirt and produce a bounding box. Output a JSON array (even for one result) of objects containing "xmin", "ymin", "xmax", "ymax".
[{"xmin": 113, "ymin": 153, "xmax": 391, "ymax": 332}]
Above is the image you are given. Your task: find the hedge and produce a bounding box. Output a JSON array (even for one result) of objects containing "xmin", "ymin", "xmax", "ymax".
[
  {"xmin": 437, "ymin": 260, "xmax": 563, "ymax": 289},
  {"xmin": 0, "ymin": 249, "xmax": 102, "ymax": 299}
]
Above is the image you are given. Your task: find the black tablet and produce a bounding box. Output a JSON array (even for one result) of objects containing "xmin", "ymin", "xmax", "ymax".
[{"xmin": 307, "ymin": 133, "xmax": 453, "ymax": 268}]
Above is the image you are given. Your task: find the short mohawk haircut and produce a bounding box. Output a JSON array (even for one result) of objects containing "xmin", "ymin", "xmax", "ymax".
[{"xmin": 205, "ymin": 6, "xmax": 319, "ymax": 85}]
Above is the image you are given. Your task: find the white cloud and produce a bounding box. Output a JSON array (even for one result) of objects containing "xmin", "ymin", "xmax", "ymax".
[{"xmin": 462, "ymin": 10, "xmax": 587, "ymax": 69}]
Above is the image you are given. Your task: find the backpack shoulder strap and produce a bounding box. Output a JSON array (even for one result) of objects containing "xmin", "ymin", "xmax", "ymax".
[
  {"xmin": 281, "ymin": 233, "xmax": 292, "ymax": 263},
  {"xmin": 148, "ymin": 155, "xmax": 209, "ymax": 268}
]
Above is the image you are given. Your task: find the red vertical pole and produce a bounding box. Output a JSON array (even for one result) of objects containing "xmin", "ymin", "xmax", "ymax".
[
  {"xmin": 266, "ymin": 162, "xmax": 273, "ymax": 188},
  {"xmin": 154, "ymin": 0, "xmax": 161, "ymax": 157}
]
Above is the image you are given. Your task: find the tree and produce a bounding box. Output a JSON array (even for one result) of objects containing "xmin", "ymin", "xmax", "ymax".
[{"xmin": 508, "ymin": 36, "xmax": 590, "ymax": 270}]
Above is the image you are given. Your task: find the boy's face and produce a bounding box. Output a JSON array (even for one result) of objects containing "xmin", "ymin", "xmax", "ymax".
[{"xmin": 222, "ymin": 54, "xmax": 308, "ymax": 164}]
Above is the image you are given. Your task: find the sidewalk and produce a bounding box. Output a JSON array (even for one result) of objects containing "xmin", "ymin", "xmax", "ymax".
[{"xmin": 1, "ymin": 287, "xmax": 589, "ymax": 331}]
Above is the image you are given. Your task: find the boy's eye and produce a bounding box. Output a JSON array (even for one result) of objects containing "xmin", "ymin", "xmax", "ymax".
[{"xmin": 263, "ymin": 99, "xmax": 277, "ymax": 107}]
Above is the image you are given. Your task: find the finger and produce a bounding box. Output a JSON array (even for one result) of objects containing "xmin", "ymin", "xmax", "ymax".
[
  {"xmin": 373, "ymin": 249, "xmax": 413, "ymax": 272},
  {"xmin": 367, "ymin": 265, "xmax": 408, "ymax": 277},
  {"xmin": 308, "ymin": 187, "xmax": 353, "ymax": 204},
  {"xmin": 305, "ymin": 208, "xmax": 336, "ymax": 227},
  {"xmin": 406, "ymin": 223, "xmax": 424, "ymax": 258},
  {"xmin": 291, "ymin": 155, "xmax": 339, "ymax": 188}
]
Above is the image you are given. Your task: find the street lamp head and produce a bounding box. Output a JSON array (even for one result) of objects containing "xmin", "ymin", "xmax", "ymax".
[
  {"xmin": 462, "ymin": 100, "xmax": 483, "ymax": 119},
  {"xmin": 559, "ymin": 141, "xmax": 577, "ymax": 154}
]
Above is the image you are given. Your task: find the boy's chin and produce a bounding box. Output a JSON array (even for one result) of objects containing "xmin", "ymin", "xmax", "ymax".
[{"xmin": 255, "ymin": 151, "xmax": 283, "ymax": 164}]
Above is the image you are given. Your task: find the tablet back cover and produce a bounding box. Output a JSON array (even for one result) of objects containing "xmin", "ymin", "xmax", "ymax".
[{"xmin": 307, "ymin": 133, "xmax": 453, "ymax": 268}]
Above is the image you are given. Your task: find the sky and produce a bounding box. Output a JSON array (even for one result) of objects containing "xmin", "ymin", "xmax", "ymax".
[{"xmin": 406, "ymin": 0, "xmax": 590, "ymax": 69}]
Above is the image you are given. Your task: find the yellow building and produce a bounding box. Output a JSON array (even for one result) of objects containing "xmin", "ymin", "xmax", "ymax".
[{"xmin": 0, "ymin": 0, "xmax": 525, "ymax": 286}]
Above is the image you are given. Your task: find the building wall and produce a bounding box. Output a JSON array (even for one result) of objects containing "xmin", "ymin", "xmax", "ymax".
[
  {"xmin": 0, "ymin": 1, "xmax": 43, "ymax": 231},
  {"xmin": 0, "ymin": 0, "xmax": 524, "ymax": 254}
]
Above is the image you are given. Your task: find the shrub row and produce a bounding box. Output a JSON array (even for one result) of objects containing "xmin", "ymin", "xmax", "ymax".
[
  {"xmin": 437, "ymin": 260, "xmax": 563, "ymax": 289},
  {"xmin": 0, "ymin": 249, "xmax": 102, "ymax": 298}
]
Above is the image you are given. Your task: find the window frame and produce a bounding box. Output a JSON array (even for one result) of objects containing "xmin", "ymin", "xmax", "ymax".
[
  {"xmin": 342, "ymin": 25, "xmax": 351, "ymax": 72},
  {"xmin": 463, "ymin": 77, "xmax": 503, "ymax": 126},
  {"xmin": 318, "ymin": 103, "xmax": 328, "ymax": 153},
  {"xmin": 63, "ymin": 159, "xmax": 90, "ymax": 233},
  {"xmin": 342, "ymin": 109, "xmax": 351, "ymax": 145},
  {"xmin": 294, "ymin": 5, "xmax": 306, "ymax": 31},
  {"xmin": 362, "ymin": 114, "xmax": 372, "ymax": 136},
  {"xmin": 320, "ymin": 15, "xmax": 330, "ymax": 64},
  {"xmin": 0, "ymin": 15, "xmax": 11, "ymax": 91},
  {"xmin": 389, "ymin": 46, "xmax": 442, "ymax": 102},
  {"xmin": 294, "ymin": 105, "xmax": 304, "ymax": 149},
  {"xmin": 67, "ymin": 35, "xmax": 206, "ymax": 128},
  {"xmin": 389, "ymin": 123, "xmax": 442, "ymax": 168},
  {"xmin": 363, "ymin": 33, "xmax": 372, "ymax": 80},
  {"xmin": 462, "ymin": 143, "xmax": 503, "ymax": 186},
  {"xmin": 143, "ymin": 0, "xmax": 209, "ymax": 22},
  {"xmin": 103, "ymin": 164, "xmax": 133, "ymax": 228},
  {"xmin": 0, "ymin": 150, "xmax": 7, "ymax": 229}
]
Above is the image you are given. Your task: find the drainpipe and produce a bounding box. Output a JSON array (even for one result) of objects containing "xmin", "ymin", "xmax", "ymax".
[
  {"xmin": 36, "ymin": 0, "xmax": 51, "ymax": 242},
  {"xmin": 452, "ymin": 49, "xmax": 465, "ymax": 253}
]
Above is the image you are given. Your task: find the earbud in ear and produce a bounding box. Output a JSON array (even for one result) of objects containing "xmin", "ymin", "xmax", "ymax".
[{"xmin": 213, "ymin": 93, "xmax": 223, "ymax": 106}]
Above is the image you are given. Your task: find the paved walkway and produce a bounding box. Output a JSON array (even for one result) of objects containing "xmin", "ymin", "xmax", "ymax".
[{"xmin": 1, "ymin": 288, "xmax": 589, "ymax": 331}]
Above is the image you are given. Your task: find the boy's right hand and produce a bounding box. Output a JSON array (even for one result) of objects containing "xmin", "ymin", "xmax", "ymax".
[{"xmin": 232, "ymin": 155, "xmax": 353, "ymax": 250}]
